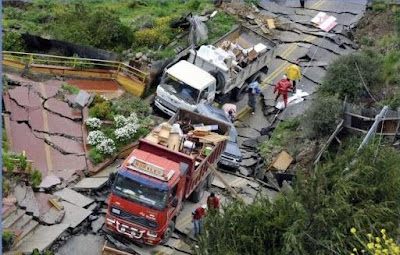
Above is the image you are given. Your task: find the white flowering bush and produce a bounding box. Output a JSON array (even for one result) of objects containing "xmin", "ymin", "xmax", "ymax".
[
  {"xmin": 114, "ymin": 115, "xmax": 127, "ymax": 128},
  {"xmin": 85, "ymin": 117, "xmax": 102, "ymax": 130},
  {"xmin": 87, "ymin": 130, "xmax": 106, "ymax": 145},
  {"xmin": 114, "ymin": 113, "xmax": 140, "ymax": 141},
  {"xmin": 115, "ymin": 123, "xmax": 139, "ymax": 141},
  {"xmin": 96, "ymin": 138, "xmax": 116, "ymax": 155}
]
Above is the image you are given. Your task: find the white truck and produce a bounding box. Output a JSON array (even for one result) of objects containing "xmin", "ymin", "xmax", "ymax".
[{"xmin": 154, "ymin": 25, "xmax": 276, "ymax": 116}]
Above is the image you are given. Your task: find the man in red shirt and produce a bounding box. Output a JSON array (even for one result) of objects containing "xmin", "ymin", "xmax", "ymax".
[
  {"xmin": 274, "ymin": 75, "xmax": 293, "ymax": 108},
  {"xmin": 192, "ymin": 204, "xmax": 206, "ymax": 236},
  {"xmin": 207, "ymin": 192, "xmax": 220, "ymax": 211}
]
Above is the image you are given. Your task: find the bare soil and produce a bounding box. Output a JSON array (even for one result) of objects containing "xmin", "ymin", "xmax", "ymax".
[{"xmin": 353, "ymin": 8, "xmax": 395, "ymax": 45}]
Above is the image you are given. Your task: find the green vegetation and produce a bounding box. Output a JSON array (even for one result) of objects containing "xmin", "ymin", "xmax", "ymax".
[
  {"xmin": 87, "ymin": 93, "xmax": 152, "ymax": 164},
  {"xmin": 199, "ymin": 141, "xmax": 400, "ymax": 255},
  {"xmin": 61, "ymin": 84, "xmax": 80, "ymax": 95},
  {"xmin": 2, "ymin": 0, "xmax": 237, "ymax": 58},
  {"xmin": 206, "ymin": 12, "xmax": 237, "ymax": 43},
  {"xmin": 302, "ymin": 95, "xmax": 343, "ymax": 139},
  {"xmin": 2, "ymin": 230, "xmax": 15, "ymax": 250},
  {"xmin": 3, "ymin": 30, "xmax": 25, "ymax": 51},
  {"xmin": 30, "ymin": 169, "xmax": 42, "ymax": 188},
  {"xmin": 320, "ymin": 51, "xmax": 383, "ymax": 102}
]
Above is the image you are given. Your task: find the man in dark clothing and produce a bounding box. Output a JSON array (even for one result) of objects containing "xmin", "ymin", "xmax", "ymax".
[
  {"xmin": 207, "ymin": 192, "xmax": 220, "ymax": 211},
  {"xmin": 300, "ymin": 0, "xmax": 306, "ymax": 8},
  {"xmin": 247, "ymin": 77, "xmax": 262, "ymax": 115}
]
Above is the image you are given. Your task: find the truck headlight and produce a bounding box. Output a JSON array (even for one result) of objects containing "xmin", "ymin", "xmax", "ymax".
[{"xmin": 147, "ymin": 231, "xmax": 158, "ymax": 238}]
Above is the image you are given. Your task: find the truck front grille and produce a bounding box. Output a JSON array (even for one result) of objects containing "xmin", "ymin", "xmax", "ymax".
[{"xmin": 111, "ymin": 207, "xmax": 158, "ymax": 229}]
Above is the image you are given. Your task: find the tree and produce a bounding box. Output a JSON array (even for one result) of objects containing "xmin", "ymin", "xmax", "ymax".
[
  {"xmin": 302, "ymin": 95, "xmax": 343, "ymax": 139},
  {"xmin": 320, "ymin": 51, "xmax": 383, "ymax": 102},
  {"xmin": 49, "ymin": 3, "xmax": 132, "ymax": 52},
  {"xmin": 197, "ymin": 141, "xmax": 400, "ymax": 255},
  {"xmin": 3, "ymin": 30, "xmax": 25, "ymax": 51}
]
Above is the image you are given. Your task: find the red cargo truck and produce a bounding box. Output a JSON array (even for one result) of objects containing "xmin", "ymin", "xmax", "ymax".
[{"xmin": 105, "ymin": 108, "xmax": 230, "ymax": 245}]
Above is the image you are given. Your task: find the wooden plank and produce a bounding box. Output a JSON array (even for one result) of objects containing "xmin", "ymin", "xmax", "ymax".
[
  {"xmin": 266, "ymin": 19, "xmax": 275, "ymax": 29},
  {"xmin": 207, "ymin": 163, "xmax": 243, "ymax": 202}
]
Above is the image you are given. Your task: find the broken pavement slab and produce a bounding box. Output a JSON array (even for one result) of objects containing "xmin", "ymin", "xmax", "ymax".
[
  {"xmin": 60, "ymin": 201, "xmax": 92, "ymax": 228},
  {"xmin": 13, "ymin": 224, "xmax": 70, "ymax": 253},
  {"xmin": 56, "ymin": 234, "xmax": 105, "ymax": 255},
  {"xmin": 39, "ymin": 175, "xmax": 61, "ymax": 189},
  {"xmin": 54, "ymin": 188, "xmax": 94, "ymax": 208},
  {"xmin": 73, "ymin": 177, "xmax": 109, "ymax": 190},
  {"xmin": 270, "ymin": 151, "xmax": 293, "ymax": 171},
  {"xmin": 14, "ymin": 185, "xmax": 40, "ymax": 218},
  {"xmin": 43, "ymin": 98, "xmax": 82, "ymax": 120}
]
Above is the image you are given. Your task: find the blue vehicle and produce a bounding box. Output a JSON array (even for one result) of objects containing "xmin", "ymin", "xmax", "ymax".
[{"xmin": 195, "ymin": 104, "xmax": 242, "ymax": 169}]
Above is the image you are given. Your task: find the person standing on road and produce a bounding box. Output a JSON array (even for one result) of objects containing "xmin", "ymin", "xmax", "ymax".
[
  {"xmin": 285, "ymin": 59, "xmax": 302, "ymax": 93},
  {"xmin": 207, "ymin": 192, "xmax": 220, "ymax": 212},
  {"xmin": 247, "ymin": 77, "xmax": 262, "ymax": 115},
  {"xmin": 300, "ymin": 0, "xmax": 306, "ymax": 8},
  {"xmin": 192, "ymin": 204, "xmax": 207, "ymax": 237},
  {"xmin": 274, "ymin": 75, "xmax": 293, "ymax": 108}
]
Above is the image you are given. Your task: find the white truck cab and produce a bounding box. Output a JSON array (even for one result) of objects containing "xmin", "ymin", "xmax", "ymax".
[{"xmin": 154, "ymin": 60, "xmax": 216, "ymax": 116}]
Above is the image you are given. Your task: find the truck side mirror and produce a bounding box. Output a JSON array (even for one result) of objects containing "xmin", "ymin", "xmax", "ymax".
[
  {"xmin": 171, "ymin": 197, "xmax": 179, "ymax": 207},
  {"xmin": 108, "ymin": 172, "xmax": 116, "ymax": 186}
]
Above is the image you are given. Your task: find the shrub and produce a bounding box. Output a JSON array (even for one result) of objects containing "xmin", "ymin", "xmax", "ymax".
[
  {"xmin": 85, "ymin": 117, "xmax": 102, "ymax": 130},
  {"xmin": 3, "ymin": 30, "xmax": 26, "ymax": 52},
  {"xmin": 3, "ymin": 178, "xmax": 12, "ymax": 197},
  {"xmin": 110, "ymin": 96, "xmax": 151, "ymax": 118},
  {"xmin": 89, "ymin": 147, "xmax": 105, "ymax": 165},
  {"xmin": 30, "ymin": 169, "xmax": 42, "ymax": 188},
  {"xmin": 96, "ymin": 138, "xmax": 116, "ymax": 155},
  {"xmin": 87, "ymin": 130, "xmax": 106, "ymax": 145},
  {"xmin": 320, "ymin": 51, "xmax": 383, "ymax": 102},
  {"xmin": 114, "ymin": 123, "xmax": 139, "ymax": 142},
  {"xmin": 303, "ymin": 95, "xmax": 343, "ymax": 139},
  {"xmin": 17, "ymin": 153, "xmax": 28, "ymax": 170},
  {"xmin": 61, "ymin": 84, "xmax": 80, "ymax": 95},
  {"xmin": 2, "ymin": 230, "xmax": 15, "ymax": 250},
  {"xmin": 89, "ymin": 101, "xmax": 113, "ymax": 120},
  {"xmin": 114, "ymin": 115, "xmax": 127, "ymax": 128}
]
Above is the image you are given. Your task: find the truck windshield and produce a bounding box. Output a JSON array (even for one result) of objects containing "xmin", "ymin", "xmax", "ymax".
[
  {"xmin": 162, "ymin": 75, "xmax": 200, "ymax": 104},
  {"xmin": 112, "ymin": 174, "xmax": 167, "ymax": 211}
]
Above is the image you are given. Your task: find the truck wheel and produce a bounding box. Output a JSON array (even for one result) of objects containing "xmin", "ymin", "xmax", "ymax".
[
  {"xmin": 249, "ymin": 72, "xmax": 263, "ymax": 83},
  {"xmin": 209, "ymin": 71, "xmax": 225, "ymax": 92},
  {"xmin": 232, "ymin": 82, "xmax": 248, "ymax": 102},
  {"xmin": 190, "ymin": 181, "xmax": 205, "ymax": 203},
  {"xmin": 161, "ymin": 221, "xmax": 175, "ymax": 244}
]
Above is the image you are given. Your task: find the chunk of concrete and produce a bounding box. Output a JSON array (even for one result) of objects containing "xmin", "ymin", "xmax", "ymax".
[
  {"xmin": 15, "ymin": 224, "xmax": 69, "ymax": 253},
  {"xmin": 241, "ymin": 158, "xmax": 257, "ymax": 167},
  {"xmin": 14, "ymin": 185, "xmax": 40, "ymax": 217},
  {"xmin": 39, "ymin": 175, "xmax": 61, "ymax": 189},
  {"xmin": 73, "ymin": 177, "xmax": 108, "ymax": 190},
  {"xmin": 91, "ymin": 217, "xmax": 104, "ymax": 233},
  {"xmin": 75, "ymin": 90, "xmax": 90, "ymax": 108},
  {"xmin": 56, "ymin": 234, "xmax": 105, "ymax": 255},
  {"xmin": 60, "ymin": 201, "xmax": 92, "ymax": 228},
  {"xmin": 54, "ymin": 188, "xmax": 94, "ymax": 208}
]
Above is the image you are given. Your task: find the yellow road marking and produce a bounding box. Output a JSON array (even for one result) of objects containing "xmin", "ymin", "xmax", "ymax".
[
  {"xmin": 39, "ymin": 83, "xmax": 53, "ymax": 173},
  {"xmin": 236, "ymin": 34, "xmax": 317, "ymax": 120}
]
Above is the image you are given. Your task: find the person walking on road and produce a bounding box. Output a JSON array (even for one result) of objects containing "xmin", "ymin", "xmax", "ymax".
[
  {"xmin": 274, "ymin": 75, "xmax": 293, "ymax": 108},
  {"xmin": 247, "ymin": 77, "xmax": 262, "ymax": 115},
  {"xmin": 192, "ymin": 204, "xmax": 207, "ymax": 237},
  {"xmin": 207, "ymin": 192, "xmax": 220, "ymax": 212},
  {"xmin": 285, "ymin": 59, "xmax": 302, "ymax": 93}
]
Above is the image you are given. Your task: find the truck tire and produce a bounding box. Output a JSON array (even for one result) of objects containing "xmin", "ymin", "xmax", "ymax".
[
  {"xmin": 249, "ymin": 71, "xmax": 263, "ymax": 83},
  {"xmin": 209, "ymin": 71, "xmax": 225, "ymax": 92},
  {"xmin": 161, "ymin": 221, "xmax": 175, "ymax": 244},
  {"xmin": 231, "ymin": 82, "xmax": 249, "ymax": 102},
  {"xmin": 190, "ymin": 181, "xmax": 206, "ymax": 203}
]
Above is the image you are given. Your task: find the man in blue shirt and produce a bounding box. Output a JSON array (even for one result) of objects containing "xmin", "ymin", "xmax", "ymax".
[{"xmin": 247, "ymin": 77, "xmax": 262, "ymax": 115}]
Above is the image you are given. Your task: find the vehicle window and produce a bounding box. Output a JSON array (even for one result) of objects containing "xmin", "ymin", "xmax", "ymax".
[
  {"xmin": 113, "ymin": 174, "xmax": 167, "ymax": 211},
  {"xmin": 169, "ymin": 185, "xmax": 178, "ymax": 202},
  {"xmin": 163, "ymin": 76, "xmax": 200, "ymax": 104}
]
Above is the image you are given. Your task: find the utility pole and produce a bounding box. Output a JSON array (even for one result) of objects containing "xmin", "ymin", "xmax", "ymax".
[{"xmin": 357, "ymin": 106, "xmax": 388, "ymax": 152}]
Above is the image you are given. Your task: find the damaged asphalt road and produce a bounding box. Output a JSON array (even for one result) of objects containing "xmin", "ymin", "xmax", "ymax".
[{"xmin": 233, "ymin": 0, "xmax": 367, "ymax": 154}]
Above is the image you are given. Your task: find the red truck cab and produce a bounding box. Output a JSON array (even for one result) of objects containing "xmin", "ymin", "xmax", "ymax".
[{"xmin": 105, "ymin": 109, "xmax": 230, "ymax": 245}]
